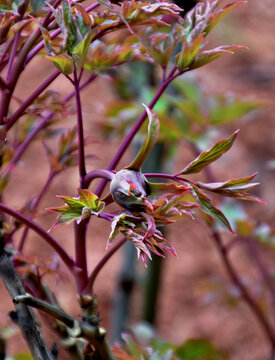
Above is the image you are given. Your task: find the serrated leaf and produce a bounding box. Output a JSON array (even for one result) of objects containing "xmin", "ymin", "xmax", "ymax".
[
  {"xmin": 179, "ymin": 130, "xmax": 238, "ymax": 175},
  {"xmin": 192, "ymin": 185, "xmax": 235, "ymax": 234},
  {"xmin": 191, "ymin": 45, "xmax": 247, "ymax": 69},
  {"xmin": 126, "ymin": 105, "xmax": 160, "ymax": 171},
  {"xmin": 46, "ymin": 53, "xmax": 74, "ymax": 75},
  {"xmin": 48, "ymin": 189, "xmax": 105, "ymax": 229}
]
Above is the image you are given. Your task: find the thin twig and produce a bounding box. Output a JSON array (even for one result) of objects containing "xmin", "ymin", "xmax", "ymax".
[
  {"xmin": 0, "ymin": 202, "xmax": 75, "ymax": 273},
  {"xmin": 86, "ymin": 237, "xmax": 127, "ymax": 295},
  {"xmin": 18, "ymin": 170, "xmax": 56, "ymax": 252},
  {"xmin": 6, "ymin": 70, "xmax": 60, "ymax": 129},
  {"xmin": 211, "ymin": 229, "xmax": 275, "ymax": 354},
  {"xmin": 95, "ymin": 67, "xmax": 181, "ymax": 197}
]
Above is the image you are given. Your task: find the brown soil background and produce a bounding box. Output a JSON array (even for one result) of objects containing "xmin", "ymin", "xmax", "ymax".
[{"xmin": 1, "ymin": 0, "xmax": 275, "ymax": 359}]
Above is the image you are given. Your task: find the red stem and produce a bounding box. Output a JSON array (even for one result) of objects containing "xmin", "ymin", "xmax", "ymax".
[
  {"xmin": 73, "ymin": 67, "xmax": 86, "ymax": 186},
  {"xmin": 212, "ymin": 230, "xmax": 275, "ymax": 353},
  {"xmin": 6, "ymin": 70, "xmax": 60, "ymax": 130},
  {"xmin": 86, "ymin": 237, "xmax": 127, "ymax": 295},
  {"xmin": 18, "ymin": 170, "xmax": 56, "ymax": 252},
  {"xmin": 73, "ymin": 68, "xmax": 89, "ymax": 292},
  {"xmin": 0, "ymin": 202, "xmax": 75, "ymax": 273},
  {"xmin": 95, "ymin": 67, "xmax": 180, "ymax": 197},
  {"xmin": 5, "ymin": 73, "xmax": 97, "ymax": 173}
]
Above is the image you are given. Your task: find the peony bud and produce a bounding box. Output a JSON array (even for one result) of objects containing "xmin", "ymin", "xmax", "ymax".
[{"xmin": 110, "ymin": 169, "xmax": 151, "ymax": 211}]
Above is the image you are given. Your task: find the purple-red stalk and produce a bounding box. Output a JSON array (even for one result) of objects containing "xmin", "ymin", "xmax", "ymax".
[
  {"xmin": 95, "ymin": 66, "xmax": 180, "ymax": 197},
  {"xmin": 86, "ymin": 237, "xmax": 127, "ymax": 295},
  {"xmin": 0, "ymin": 202, "xmax": 75, "ymax": 273},
  {"xmin": 18, "ymin": 170, "xmax": 56, "ymax": 252}
]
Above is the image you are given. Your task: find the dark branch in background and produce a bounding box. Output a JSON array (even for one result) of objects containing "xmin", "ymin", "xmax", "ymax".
[
  {"xmin": 0, "ymin": 247, "xmax": 53, "ymax": 359},
  {"xmin": 13, "ymin": 293, "xmax": 114, "ymax": 359}
]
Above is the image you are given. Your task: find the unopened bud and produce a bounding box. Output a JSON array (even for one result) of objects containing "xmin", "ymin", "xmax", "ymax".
[{"xmin": 110, "ymin": 169, "xmax": 150, "ymax": 211}]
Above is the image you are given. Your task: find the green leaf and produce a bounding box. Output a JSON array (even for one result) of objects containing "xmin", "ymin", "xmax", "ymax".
[
  {"xmin": 192, "ymin": 185, "xmax": 235, "ymax": 234},
  {"xmin": 175, "ymin": 339, "xmax": 226, "ymax": 360},
  {"xmin": 175, "ymin": 34, "xmax": 204, "ymax": 71},
  {"xmin": 62, "ymin": 0, "xmax": 77, "ymax": 54},
  {"xmin": 209, "ymin": 99, "xmax": 264, "ymax": 125},
  {"xmin": 46, "ymin": 53, "xmax": 74, "ymax": 75},
  {"xmin": 191, "ymin": 45, "xmax": 247, "ymax": 69},
  {"xmin": 179, "ymin": 130, "xmax": 238, "ymax": 175},
  {"xmin": 48, "ymin": 189, "xmax": 105, "ymax": 229},
  {"xmin": 13, "ymin": 354, "xmax": 33, "ymax": 360},
  {"xmin": 72, "ymin": 30, "xmax": 93, "ymax": 66},
  {"xmin": 126, "ymin": 105, "xmax": 160, "ymax": 171}
]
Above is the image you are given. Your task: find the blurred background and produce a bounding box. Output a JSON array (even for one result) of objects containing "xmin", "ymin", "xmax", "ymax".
[{"xmin": 1, "ymin": 0, "xmax": 275, "ymax": 359}]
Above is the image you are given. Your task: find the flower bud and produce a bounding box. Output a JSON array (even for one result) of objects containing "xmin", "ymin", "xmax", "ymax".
[{"xmin": 110, "ymin": 169, "xmax": 150, "ymax": 211}]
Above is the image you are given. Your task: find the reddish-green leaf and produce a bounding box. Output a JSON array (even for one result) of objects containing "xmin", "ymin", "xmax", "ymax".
[
  {"xmin": 191, "ymin": 45, "xmax": 247, "ymax": 69},
  {"xmin": 192, "ymin": 185, "xmax": 235, "ymax": 233},
  {"xmin": 126, "ymin": 105, "xmax": 160, "ymax": 171},
  {"xmin": 148, "ymin": 182, "xmax": 190, "ymax": 196},
  {"xmin": 205, "ymin": 1, "xmax": 246, "ymax": 35},
  {"xmin": 196, "ymin": 173, "xmax": 265, "ymax": 203},
  {"xmin": 179, "ymin": 130, "xmax": 238, "ymax": 175},
  {"xmin": 48, "ymin": 189, "xmax": 105, "ymax": 230}
]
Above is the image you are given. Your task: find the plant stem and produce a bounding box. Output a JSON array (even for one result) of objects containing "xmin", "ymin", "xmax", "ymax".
[
  {"xmin": 242, "ymin": 236, "xmax": 275, "ymax": 316},
  {"xmin": 5, "ymin": 73, "xmax": 97, "ymax": 173},
  {"xmin": 86, "ymin": 237, "xmax": 127, "ymax": 295},
  {"xmin": 6, "ymin": 70, "xmax": 60, "ymax": 130},
  {"xmin": 83, "ymin": 169, "xmax": 115, "ymax": 189},
  {"xmin": 0, "ymin": 202, "xmax": 75, "ymax": 273},
  {"xmin": 14, "ymin": 294, "xmax": 76, "ymax": 328},
  {"xmin": 95, "ymin": 67, "xmax": 179, "ymax": 197},
  {"xmin": 211, "ymin": 229, "xmax": 275, "ymax": 353},
  {"xmin": 74, "ymin": 220, "xmax": 88, "ymax": 293},
  {"xmin": 5, "ymin": 31, "xmax": 21, "ymax": 83},
  {"xmin": 73, "ymin": 67, "xmax": 89, "ymax": 293},
  {"xmin": 73, "ymin": 67, "xmax": 86, "ymax": 187},
  {"xmin": 18, "ymin": 170, "xmax": 56, "ymax": 252}
]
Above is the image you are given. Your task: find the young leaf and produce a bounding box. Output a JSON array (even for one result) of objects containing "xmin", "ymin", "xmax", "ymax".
[
  {"xmin": 192, "ymin": 185, "xmax": 235, "ymax": 234},
  {"xmin": 205, "ymin": 1, "xmax": 246, "ymax": 35},
  {"xmin": 196, "ymin": 173, "xmax": 265, "ymax": 203},
  {"xmin": 126, "ymin": 105, "xmax": 160, "ymax": 171},
  {"xmin": 148, "ymin": 182, "xmax": 190, "ymax": 196},
  {"xmin": 175, "ymin": 33, "xmax": 204, "ymax": 71},
  {"xmin": 191, "ymin": 45, "xmax": 247, "ymax": 69},
  {"xmin": 72, "ymin": 30, "xmax": 93, "ymax": 66},
  {"xmin": 48, "ymin": 189, "xmax": 105, "ymax": 230},
  {"xmin": 179, "ymin": 130, "xmax": 238, "ymax": 175},
  {"xmin": 46, "ymin": 54, "xmax": 74, "ymax": 75}
]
